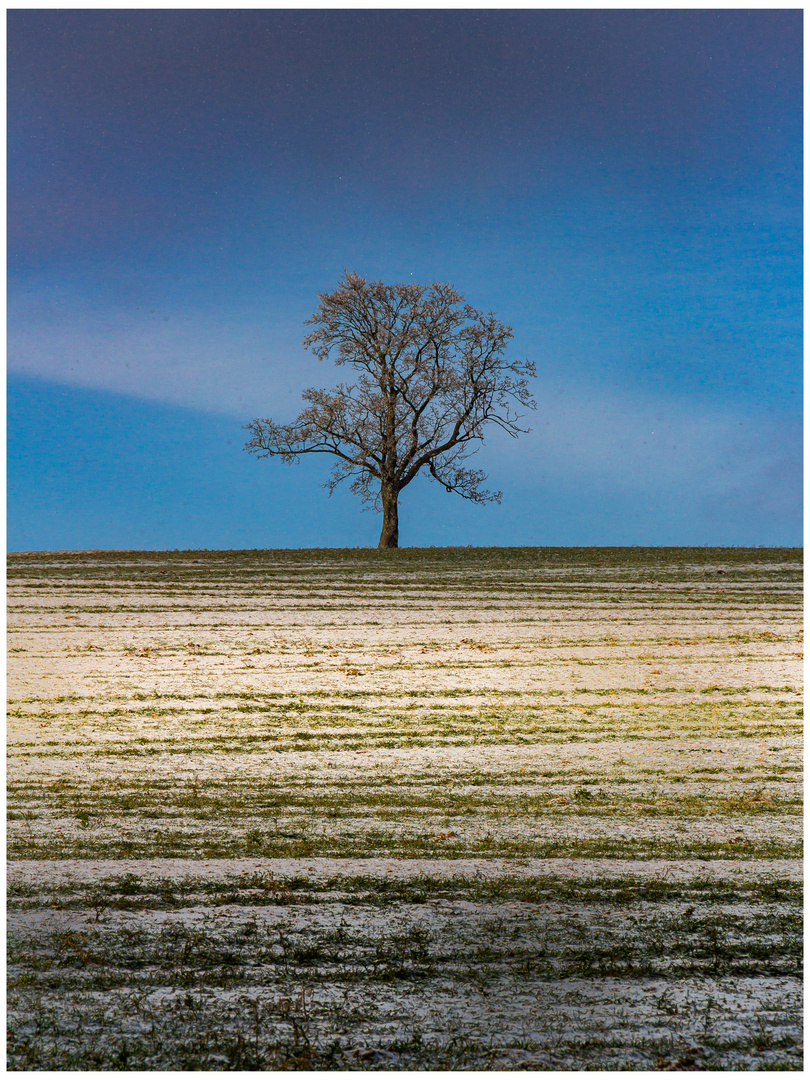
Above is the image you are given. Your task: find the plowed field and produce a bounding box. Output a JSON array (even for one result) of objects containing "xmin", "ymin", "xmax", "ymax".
[{"xmin": 7, "ymin": 547, "xmax": 802, "ymax": 1070}]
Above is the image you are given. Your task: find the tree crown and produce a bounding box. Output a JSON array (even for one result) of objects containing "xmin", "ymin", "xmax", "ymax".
[{"xmin": 245, "ymin": 271, "xmax": 536, "ymax": 510}]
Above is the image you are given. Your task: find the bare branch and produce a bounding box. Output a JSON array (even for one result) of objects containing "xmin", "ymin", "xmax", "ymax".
[{"xmin": 245, "ymin": 271, "xmax": 536, "ymax": 547}]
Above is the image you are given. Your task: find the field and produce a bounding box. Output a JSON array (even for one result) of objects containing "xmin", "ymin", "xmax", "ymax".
[{"xmin": 6, "ymin": 546, "xmax": 803, "ymax": 1070}]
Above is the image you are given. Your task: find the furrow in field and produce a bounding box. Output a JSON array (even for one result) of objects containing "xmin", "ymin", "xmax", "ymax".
[{"xmin": 6, "ymin": 547, "xmax": 802, "ymax": 1070}]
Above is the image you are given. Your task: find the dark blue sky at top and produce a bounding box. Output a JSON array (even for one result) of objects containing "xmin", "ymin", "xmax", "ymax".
[{"xmin": 7, "ymin": 8, "xmax": 802, "ymax": 550}]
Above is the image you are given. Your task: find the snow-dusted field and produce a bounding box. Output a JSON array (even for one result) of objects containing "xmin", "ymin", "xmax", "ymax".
[{"xmin": 7, "ymin": 547, "xmax": 802, "ymax": 1069}]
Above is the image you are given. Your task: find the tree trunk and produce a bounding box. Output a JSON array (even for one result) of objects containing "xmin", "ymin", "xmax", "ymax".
[{"xmin": 378, "ymin": 486, "xmax": 399, "ymax": 549}]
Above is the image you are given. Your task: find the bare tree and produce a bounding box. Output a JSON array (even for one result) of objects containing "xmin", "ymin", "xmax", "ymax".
[{"xmin": 244, "ymin": 271, "xmax": 536, "ymax": 549}]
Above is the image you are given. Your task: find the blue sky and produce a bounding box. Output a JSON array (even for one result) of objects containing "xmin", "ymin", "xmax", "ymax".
[{"xmin": 7, "ymin": 8, "xmax": 802, "ymax": 550}]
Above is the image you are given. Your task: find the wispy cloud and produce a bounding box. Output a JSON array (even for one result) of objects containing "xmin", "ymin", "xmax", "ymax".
[
  {"xmin": 488, "ymin": 379, "xmax": 801, "ymax": 530},
  {"xmin": 7, "ymin": 297, "xmax": 315, "ymax": 418}
]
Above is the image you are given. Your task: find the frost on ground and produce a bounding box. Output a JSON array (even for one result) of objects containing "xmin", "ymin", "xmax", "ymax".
[{"xmin": 6, "ymin": 546, "xmax": 803, "ymax": 1070}]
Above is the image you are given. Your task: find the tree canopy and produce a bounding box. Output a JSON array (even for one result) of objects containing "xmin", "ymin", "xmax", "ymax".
[{"xmin": 245, "ymin": 271, "xmax": 536, "ymax": 548}]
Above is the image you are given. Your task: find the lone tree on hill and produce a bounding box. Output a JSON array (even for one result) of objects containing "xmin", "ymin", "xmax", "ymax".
[{"xmin": 244, "ymin": 271, "xmax": 536, "ymax": 549}]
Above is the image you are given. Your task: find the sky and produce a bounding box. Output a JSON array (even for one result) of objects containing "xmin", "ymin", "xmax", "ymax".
[{"xmin": 7, "ymin": 6, "xmax": 802, "ymax": 550}]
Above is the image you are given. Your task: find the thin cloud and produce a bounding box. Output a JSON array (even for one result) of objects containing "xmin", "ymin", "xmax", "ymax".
[
  {"xmin": 488, "ymin": 380, "xmax": 801, "ymax": 522},
  {"xmin": 7, "ymin": 303, "xmax": 314, "ymax": 418}
]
